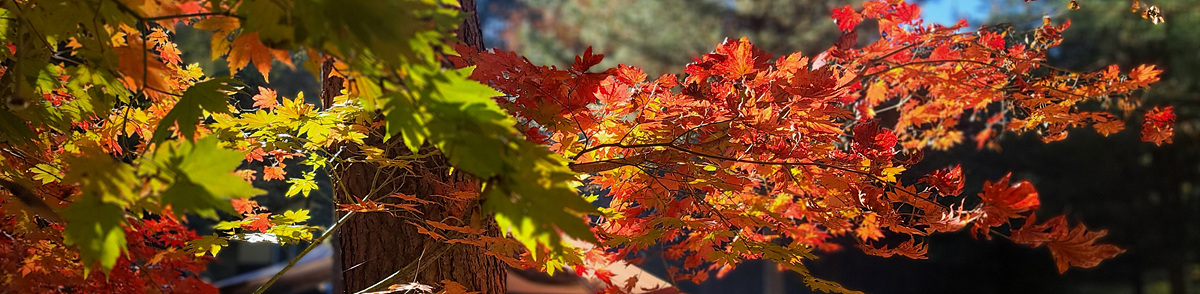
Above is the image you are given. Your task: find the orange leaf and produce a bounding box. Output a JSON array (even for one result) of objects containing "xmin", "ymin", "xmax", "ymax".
[
  {"xmin": 426, "ymin": 220, "xmax": 484, "ymax": 235},
  {"xmin": 115, "ymin": 41, "xmax": 171, "ymax": 92},
  {"xmin": 242, "ymin": 213, "xmax": 272, "ymax": 233},
  {"xmin": 245, "ymin": 147, "xmax": 268, "ymax": 162},
  {"xmin": 263, "ymin": 164, "xmax": 286, "ymax": 181},
  {"xmin": 855, "ymin": 213, "xmax": 884, "ymax": 242},
  {"xmin": 865, "ymin": 80, "xmax": 888, "ymax": 106},
  {"xmin": 234, "ymin": 169, "xmax": 257, "ymax": 181},
  {"xmin": 251, "ymin": 86, "xmax": 279, "ymax": 109},
  {"xmin": 336, "ymin": 197, "xmax": 389, "ymax": 213},
  {"xmin": 392, "ymin": 192, "xmax": 436, "ymax": 205},
  {"xmin": 975, "ymin": 174, "xmax": 1039, "ymax": 234},
  {"xmin": 1128, "ymin": 64, "xmax": 1161, "ymax": 87},
  {"xmin": 411, "ymin": 222, "xmax": 444, "ymax": 241},
  {"xmin": 571, "ymin": 46, "xmax": 604, "ymax": 73},
  {"xmin": 1046, "ymin": 222, "xmax": 1125, "ymax": 273},
  {"xmin": 712, "ymin": 37, "xmax": 771, "ymax": 79},
  {"xmin": 231, "ymin": 198, "xmax": 258, "ymax": 215},
  {"xmin": 228, "ymin": 32, "xmax": 291, "ymax": 82},
  {"xmin": 438, "ymin": 280, "xmax": 476, "ymax": 294}
]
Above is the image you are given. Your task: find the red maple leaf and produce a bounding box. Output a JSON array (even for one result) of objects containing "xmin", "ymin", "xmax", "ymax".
[
  {"xmin": 712, "ymin": 37, "xmax": 771, "ymax": 79},
  {"xmin": 832, "ymin": 6, "xmax": 863, "ymax": 31},
  {"xmin": 571, "ymin": 46, "xmax": 604, "ymax": 73},
  {"xmin": 920, "ymin": 165, "xmax": 964, "ymax": 196},
  {"xmin": 975, "ymin": 173, "xmax": 1039, "ymax": 234},
  {"xmin": 1141, "ymin": 106, "xmax": 1174, "ymax": 145},
  {"xmin": 852, "ymin": 120, "xmax": 898, "ymax": 160}
]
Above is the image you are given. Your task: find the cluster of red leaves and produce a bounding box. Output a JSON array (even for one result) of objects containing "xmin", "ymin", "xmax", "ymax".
[
  {"xmin": 1141, "ymin": 106, "xmax": 1175, "ymax": 145},
  {"xmin": 0, "ymin": 202, "xmax": 215, "ymax": 293},
  {"xmin": 453, "ymin": 0, "xmax": 1162, "ymax": 287}
]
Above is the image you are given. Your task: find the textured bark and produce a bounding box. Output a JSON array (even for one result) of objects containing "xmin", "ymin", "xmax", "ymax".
[{"xmin": 330, "ymin": 1, "xmax": 506, "ymax": 293}]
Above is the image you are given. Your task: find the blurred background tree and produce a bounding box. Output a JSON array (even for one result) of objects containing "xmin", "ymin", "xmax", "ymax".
[{"xmin": 488, "ymin": 0, "xmax": 852, "ymax": 77}]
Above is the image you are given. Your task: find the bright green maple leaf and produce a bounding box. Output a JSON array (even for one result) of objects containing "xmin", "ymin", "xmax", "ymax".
[
  {"xmin": 148, "ymin": 137, "xmax": 264, "ymax": 219},
  {"xmin": 285, "ymin": 172, "xmax": 318, "ymax": 197}
]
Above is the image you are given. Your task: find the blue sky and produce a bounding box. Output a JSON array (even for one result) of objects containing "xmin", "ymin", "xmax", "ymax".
[{"xmin": 920, "ymin": 0, "xmax": 990, "ymax": 26}]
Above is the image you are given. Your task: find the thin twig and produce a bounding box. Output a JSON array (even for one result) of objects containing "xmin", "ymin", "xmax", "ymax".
[{"xmin": 253, "ymin": 211, "xmax": 357, "ymax": 294}]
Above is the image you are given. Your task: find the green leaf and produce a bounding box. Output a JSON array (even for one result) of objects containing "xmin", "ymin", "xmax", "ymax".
[
  {"xmin": 0, "ymin": 108, "xmax": 36, "ymax": 144},
  {"xmin": 486, "ymin": 141, "xmax": 598, "ymax": 263},
  {"xmin": 214, "ymin": 220, "xmax": 248, "ymax": 231},
  {"xmin": 62, "ymin": 194, "xmax": 126, "ymax": 274},
  {"xmin": 285, "ymin": 172, "xmax": 318, "ymax": 197},
  {"xmin": 271, "ymin": 209, "xmax": 310, "ymax": 225},
  {"xmin": 149, "ymin": 137, "xmax": 265, "ymax": 219},
  {"xmin": 63, "ymin": 150, "xmax": 138, "ymax": 205},
  {"xmin": 29, "ymin": 163, "xmax": 61, "ymax": 184},
  {"xmin": 152, "ymin": 78, "xmax": 238, "ymax": 142}
]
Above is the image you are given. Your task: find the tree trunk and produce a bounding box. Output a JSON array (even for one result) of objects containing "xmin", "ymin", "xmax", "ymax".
[{"xmin": 329, "ymin": 1, "xmax": 506, "ymax": 293}]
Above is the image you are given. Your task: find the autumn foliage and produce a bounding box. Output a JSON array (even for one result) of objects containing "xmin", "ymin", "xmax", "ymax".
[
  {"xmin": 452, "ymin": 0, "xmax": 1162, "ymax": 290},
  {"xmin": 0, "ymin": 0, "xmax": 1172, "ymax": 293}
]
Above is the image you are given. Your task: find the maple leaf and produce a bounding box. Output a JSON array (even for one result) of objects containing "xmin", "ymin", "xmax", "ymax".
[
  {"xmin": 1046, "ymin": 222, "xmax": 1125, "ymax": 273},
  {"xmin": 263, "ymin": 165, "xmax": 286, "ymax": 181},
  {"xmin": 149, "ymin": 137, "xmax": 266, "ymax": 219},
  {"xmin": 426, "ymin": 220, "xmax": 484, "ymax": 235},
  {"xmin": 855, "ymin": 213, "xmax": 884, "ymax": 242},
  {"xmin": 285, "ymin": 173, "xmax": 319, "ymax": 197},
  {"xmin": 228, "ymin": 32, "xmax": 292, "ymax": 82},
  {"xmin": 1092, "ymin": 118, "xmax": 1125, "ymax": 137},
  {"xmin": 831, "ymin": 6, "xmax": 863, "ymax": 31},
  {"xmin": 979, "ymin": 174, "xmax": 1036, "ymax": 219},
  {"xmin": 1128, "ymin": 64, "xmax": 1162, "ymax": 88},
  {"xmin": 62, "ymin": 195, "xmax": 126, "ymax": 273},
  {"xmin": 1140, "ymin": 106, "xmax": 1174, "ymax": 145},
  {"xmin": 919, "ymin": 165, "xmax": 964, "ymax": 196},
  {"xmin": 192, "ymin": 16, "xmax": 241, "ymax": 60},
  {"xmin": 245, "ymin": 147, "xmax": 268, "ymax": 162},
  {"xmin": 251, "ymin": 86, "xmax": 279, "ymax": 109},
  {"xmin": 152, "ymin": 78, "xmax": 238, "ymax": 142},
  {"xmin": 241, "ymin": 213, "xmax": 272, "ymax": 233},
  {"xmin": 865, "ymin": 80, "xmax": 889, "ymax": 106},
  {"xmin": 852, "ymin": 120, "xmax": 898, "ymax": 160},
  {"xmin": 114, "ymin": 41, "xmax": 171, "ymax": 92},
  {"xmin": 975, "ymin": 174, "xmax": 1039, "ymax": 233},
  {"xmin": 439, "ymin": 280, "xmax": 477, "ymax": 294},
  {"xmin": 1011, "ymin": 214, "xmax": 1068, "ymax": 247},
  {"xmin": 234, "ymin": 169, "xmax": 257, "ymax": 181},
  {"xmin": 188, "ymin": 234, "xmax": 228, "ymax": 257},
  {"xmin": 712, "ymin": 37, "xmax": 771, "ymax": 79},
  {"xmin": 231, "ymin": 198, "xmax": 258, "ymax": 215},
  {"xmin": 572, "ymin": 46, "xmax": 604, "ymax": 72}
]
